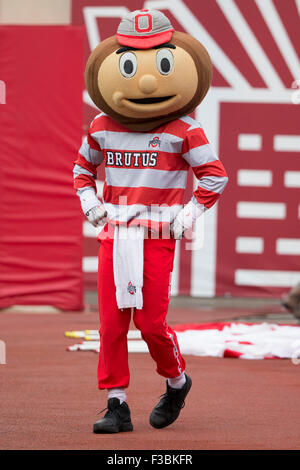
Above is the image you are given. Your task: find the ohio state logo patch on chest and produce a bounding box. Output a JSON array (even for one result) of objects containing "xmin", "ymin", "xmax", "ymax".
[{"xmin": 149, "ymin": 136, "xmax": 161, "ymax": 148}]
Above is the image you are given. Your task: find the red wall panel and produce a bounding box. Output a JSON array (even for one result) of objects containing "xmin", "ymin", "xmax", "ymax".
[
  {"xmin": 0, "ymin": 26, "xmax": 85, "ymax": 310},
  {"xmin": 216, "ymin": 102, "xmax": 300, "ymax": 297}
]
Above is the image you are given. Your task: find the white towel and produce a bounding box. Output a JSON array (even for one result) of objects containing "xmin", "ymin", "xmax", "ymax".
[{"xmin": 113, "ymin": 225, "xmax": 145, "ymax": 310}]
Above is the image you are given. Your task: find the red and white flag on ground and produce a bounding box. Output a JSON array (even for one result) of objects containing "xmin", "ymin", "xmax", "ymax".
[
  {"xmin": 66, "ymin": 322, "xmax": 300, "ymax": 360},
  {"xmin": 173, "ymin": 322, "xmax": 300, "ymax": 359}
]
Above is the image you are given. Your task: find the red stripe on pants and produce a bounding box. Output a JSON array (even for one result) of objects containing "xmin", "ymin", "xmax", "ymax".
[{"xmin": 97, "ymin": 235, "xmax": 186, "ymax": 389}]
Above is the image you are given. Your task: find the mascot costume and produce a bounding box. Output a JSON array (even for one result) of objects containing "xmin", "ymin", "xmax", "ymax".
[{"xmin": 73, "ymin": 9, "xmax": 228, "ymax": 433}]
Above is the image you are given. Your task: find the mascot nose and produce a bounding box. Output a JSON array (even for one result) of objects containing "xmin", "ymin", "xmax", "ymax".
[{"xmin": 138, "ymin": 74, "xmax": 158, "ymax": 94}]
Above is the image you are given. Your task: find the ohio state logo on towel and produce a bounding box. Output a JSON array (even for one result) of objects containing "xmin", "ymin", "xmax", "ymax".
[{"xmin": 127, "ymin": 282, "xmax": 136, "ymax": 295}]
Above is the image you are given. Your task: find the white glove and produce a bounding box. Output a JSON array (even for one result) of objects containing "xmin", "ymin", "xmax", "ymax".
[
  {"xmin": 79, "ymin": 188, "xmax": 107, "ymax": 227},
  {"xmin": 86, "ymin": 205, "xmax": 107, "ymax": 227},
  {"xmin": 171, "ymin": 200, "xmax": 204, "ymax": 239}
]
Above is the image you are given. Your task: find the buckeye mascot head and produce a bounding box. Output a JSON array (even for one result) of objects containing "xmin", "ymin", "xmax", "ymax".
[{"xmin": 85, "ymin": 9, "xmax": 212, "ymax": 131}]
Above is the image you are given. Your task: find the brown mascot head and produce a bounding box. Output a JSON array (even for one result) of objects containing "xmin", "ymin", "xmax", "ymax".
[{"xmin": 85, "ymin": 9, "xmax": 212, "ymax": 131}]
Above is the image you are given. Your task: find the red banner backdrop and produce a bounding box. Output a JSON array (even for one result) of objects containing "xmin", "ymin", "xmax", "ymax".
[
  {"xmin": 71, "ymin": 0, "xmax": 300, "ymax": 298},
  {"xmin": 0, "ymin": 26, "xmax": 85, "ymax": 310}
]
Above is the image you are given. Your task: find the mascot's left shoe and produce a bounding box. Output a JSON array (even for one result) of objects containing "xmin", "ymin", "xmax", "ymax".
[{"xmin": 150, "ymin": 374, "xmax": 192, "ymax": 429}]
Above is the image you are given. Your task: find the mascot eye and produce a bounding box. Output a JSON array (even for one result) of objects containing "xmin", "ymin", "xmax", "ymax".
[
  {"xmin": 119, "ymin": 52, "xmax": 137, "ymax": 78},
  {"xmin": 156, "ymin": 49, "xmax": 174, "ymax": 75}
]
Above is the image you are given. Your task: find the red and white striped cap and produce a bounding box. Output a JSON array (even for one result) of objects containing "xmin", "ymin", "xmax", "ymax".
[{"xmin": 117, "ymin": 9, "xmax": 174, "ymax": 49}]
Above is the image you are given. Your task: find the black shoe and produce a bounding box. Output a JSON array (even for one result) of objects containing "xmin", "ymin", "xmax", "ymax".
[
  {"xmin": 93, "ymin": 398, "xmax": 133, "ymax": 433},
  {"xmin": 150, "ymin": 374, "xmax": 192, "ymax": 429}
]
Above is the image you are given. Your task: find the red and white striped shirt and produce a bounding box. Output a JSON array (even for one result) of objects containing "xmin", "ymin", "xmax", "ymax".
[{"xmin": 74, "ymin": 113, "xmax": 228, "ymax": 227}]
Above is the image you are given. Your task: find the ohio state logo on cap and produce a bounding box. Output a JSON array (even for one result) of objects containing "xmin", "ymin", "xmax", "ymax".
[
  {"xmin": 117, "ymin": 9, "xmax": 174, "ymax": 49},
  {"xmin": 135, "ymin": 11, "xmax": 153, "ymax": 33}
]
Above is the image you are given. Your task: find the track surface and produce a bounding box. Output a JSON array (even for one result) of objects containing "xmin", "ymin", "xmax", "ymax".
[{"xmin": 1, "ymin": 311, "xmax": 300, "ymax": 450}]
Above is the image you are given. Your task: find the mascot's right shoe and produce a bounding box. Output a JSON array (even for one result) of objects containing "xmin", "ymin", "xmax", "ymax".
[{"xmin": 93, "ymin": 398, "xmax": 133, "ymax": 433}]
